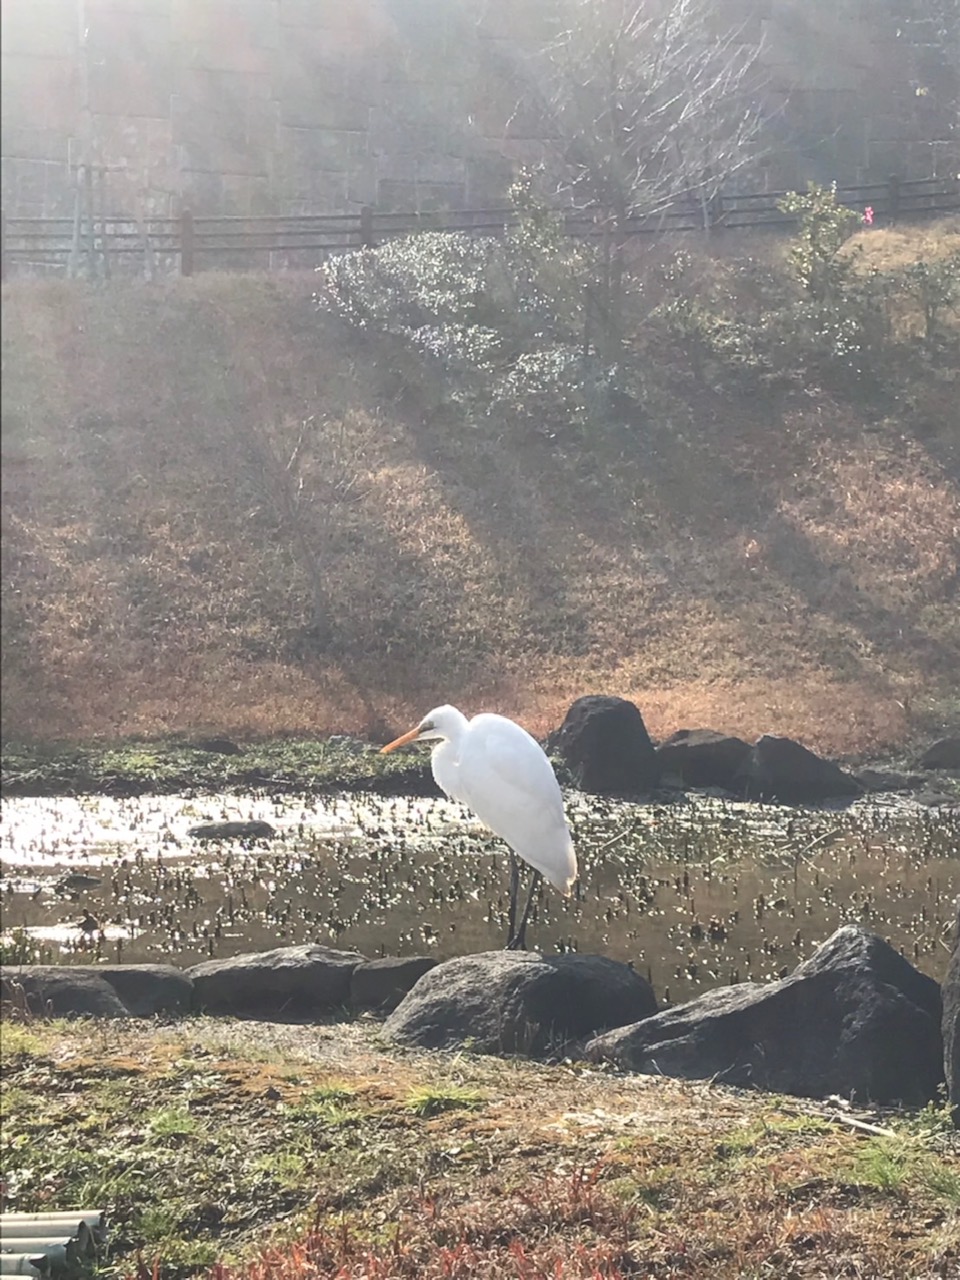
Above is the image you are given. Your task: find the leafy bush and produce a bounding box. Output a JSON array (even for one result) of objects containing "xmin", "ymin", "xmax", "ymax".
[
  {"xmin": 651, "ymin": 185, "xmax": 953, "ymax": 396},
  {"xmin": 779, "ymin": 184, "xmax": 861, "ymax": 301},
  {"xmin": 320, "ymin": 177, "xmax": 955, "ymax": 424},
  {"xmin": 899, "ymin": 252, "xmax": 960, "ymax": 339},
  {"xmin": 317, "ymin": 174, "xmax": 611, "ymax": 434},
  {"xmin": 772, "ymin": 184, "xmax": 891, "ymax": 385}
]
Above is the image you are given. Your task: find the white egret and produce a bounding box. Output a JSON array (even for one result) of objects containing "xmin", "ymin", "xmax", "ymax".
[{"xmin": 380, "ymin": 705, "xmax": 577, "ymax": 949}]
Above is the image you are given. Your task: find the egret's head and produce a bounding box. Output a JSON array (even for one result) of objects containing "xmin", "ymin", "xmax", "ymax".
[{"xmin": 380, "ymin": 705, "xmax": 464, "ymax": 753}]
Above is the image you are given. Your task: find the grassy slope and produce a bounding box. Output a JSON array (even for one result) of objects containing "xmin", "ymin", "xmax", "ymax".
[
  {"xmin": 1, "ymin": 1018, "xmax": 957, "ymax": 1278},
  {"xmin": 1, "ymin": 225, "xmax": 958, "ymax": 755}
]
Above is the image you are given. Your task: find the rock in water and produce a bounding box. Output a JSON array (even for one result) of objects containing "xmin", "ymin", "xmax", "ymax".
[
  {"xmin": 919, "ymin": 737, "xmax": 960, "ymax": 771},
  {"xmin": 656, "ymin": 729, "xmax": 751, "ymax": 791},
  {"xmin": 187, "ymin": 819, "xmax": 276, "ymax": 839},
  {"xmin": 552, "ymin": 695, "xmax": 658, "ymax": 794},
  {"xmin": 737, "ymin": 735, "xmax": 863, "ymax": 804}
]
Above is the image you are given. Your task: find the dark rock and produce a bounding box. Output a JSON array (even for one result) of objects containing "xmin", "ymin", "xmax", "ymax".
[
  {"xmin": 919, "ymin": 737, "xmax": 960, "ymax": 771},
  {"xmin": 350, "ymin": 956, "xmax": 438, "ymax": 1011},
  {"xmin": 585, "ymin": 925, "xmax": 942, "ymax": 1106},
  {"xmin": 193, "ymin": 737, "xmax": 243, "ymax": 756},
  {"xmin": 2, "ymin": 967, "xmax": 128, "ymax": 1018},
  {"xmin": 187, "ymin": 820, "xmax": 276, "ymax": 840},
  {"xmin": 915, "ymin": 792, "xmax": 959, "ymax": 810},
  {"xmin": 1, "ymin": 963, "xmax": 194, "ymax": 1019},
  {"xmin": 736, "ymin": 735, "xmax": 863, "ymax": 804},
  {"xmin": 88, "ymin": 964, "xmax": 193, "ymax": 1016},
  {"xmin": 551, "ymin": 696, "xmax": 658, "ymax": 794},
  {"xmin": 656, "ymin": 729, "xmax": 751, "ymax": 791},
  {"xmin": 189, "ymin": 945, "xmax": 363, "ymax": 1016},
  {"xmin": 856, "ymin": 768, "xmax": 927, "ymax": 793},
  {"xmin": 944, "ymin": 902, "xmax": 960, "ymax": 1125},
  {"xmin": 384, "ymin": 951, "xmax": 657, "ymax": 1057},
  {"xmin": 54, "ymin": 872, "xmax": 103, "ymax": 895}
]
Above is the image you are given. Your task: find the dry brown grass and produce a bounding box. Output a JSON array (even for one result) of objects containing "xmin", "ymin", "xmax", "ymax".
[
  {"xmin": 851, "ymin": 217, "xmax": 960, "ymax": 272},
  {"xmin": 2, "ymin": 245, "xmax": 958, "ymax": 754},
  {"xmin": 5, "ymin": 1017, "xmax": 958, "ymax": 1279}
]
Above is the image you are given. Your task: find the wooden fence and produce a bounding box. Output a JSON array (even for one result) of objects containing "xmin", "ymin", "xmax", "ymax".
[{"xmin": 1, "ymin": 175, "xmax": 956, "ymax": 281}]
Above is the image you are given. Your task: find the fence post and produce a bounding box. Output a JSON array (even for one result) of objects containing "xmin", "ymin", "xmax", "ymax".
[
  {"xmin": 707, "ymin": 189, "xmax": 723, "ymax": 234},
  {"xmin": 180, "ymin": 208, "xmax": 194, "ymax": 276},
  {"xmin": 888, "ymin": 175, "xmax": 901, "ymax": 223},
  {"xmin": 0, "ymin": 209, "xmax": 6, "ymax": 282},
  {"xmin": 359, "ymin": 205, "xmax": 375, "ymax": 248}
]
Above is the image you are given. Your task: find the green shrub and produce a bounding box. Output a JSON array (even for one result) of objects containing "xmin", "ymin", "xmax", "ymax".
[
  {"xmin": 899, "ymin": 252, "xmax": 960, "ymax": 339},
  {"xmin": 769, "ymin": 185, "xmax": 889, "ymax": 386},
  {"xmin": 316, "ymin": 174, "xmax": 612, "ymax": 435}
]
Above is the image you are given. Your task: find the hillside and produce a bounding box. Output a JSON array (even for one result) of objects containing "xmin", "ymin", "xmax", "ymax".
[{"xmin": 1, "ymin": 225, "xmax": 958, "ymax": 755}]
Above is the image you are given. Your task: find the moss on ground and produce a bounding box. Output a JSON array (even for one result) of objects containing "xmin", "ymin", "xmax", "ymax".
[{"xmin": 0, "ymin": 736, "xmax": 432, "ymax": 798}]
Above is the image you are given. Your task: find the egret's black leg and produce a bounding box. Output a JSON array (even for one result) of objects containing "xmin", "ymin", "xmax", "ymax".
[
  {"xmin": 506, "ymin": 869, "xmax": 542, "ymax": 951},
  {"xmin": 505, "ymin": 849, "xmax": 520, "ymax": 947}
]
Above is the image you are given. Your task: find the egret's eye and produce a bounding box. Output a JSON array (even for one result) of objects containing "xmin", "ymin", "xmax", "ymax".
[{"xmin": 420, "ymin": 721, "xmax": 434, "ymax": 734}]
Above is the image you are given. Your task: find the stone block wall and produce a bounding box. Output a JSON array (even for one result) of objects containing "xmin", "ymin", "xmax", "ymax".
[{"xmin": 1, "ymin": 0, "xmax": 957, "ymax": 219}]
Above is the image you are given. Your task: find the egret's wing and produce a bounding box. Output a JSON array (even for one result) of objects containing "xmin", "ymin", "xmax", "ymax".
[{"xmin": 453, "ymin": 718, "xmax": 576, "ymax": 893}]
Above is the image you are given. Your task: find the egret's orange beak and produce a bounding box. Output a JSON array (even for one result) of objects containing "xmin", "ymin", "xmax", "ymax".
[{"xmin": 380, "ymin": 727, "xmax": 422, "ymax": 754}]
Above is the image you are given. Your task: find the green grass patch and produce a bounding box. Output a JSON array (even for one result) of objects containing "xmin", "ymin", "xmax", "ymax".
[
  {"xmin": 404, "ymin": 1083, "xmax": 485, "ymax": 1117},
  {"xmin": 849, "ymin": 1135, "xmax": 960, "ymax": 1206},
  {"xmin": 146, "ymin": 1105, "xmax": 200, "ymax": 1138}
]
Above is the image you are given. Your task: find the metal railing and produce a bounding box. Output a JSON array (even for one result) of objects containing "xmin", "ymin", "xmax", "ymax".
[{"xmin": 2, "ymin": 175, "xmax": 956, "ymax": 280}]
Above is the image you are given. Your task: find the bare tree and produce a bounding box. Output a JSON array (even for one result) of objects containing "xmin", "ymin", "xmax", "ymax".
[{"xmin": 512, "ymin": 0, "xmax": 766, "ymax": 351}]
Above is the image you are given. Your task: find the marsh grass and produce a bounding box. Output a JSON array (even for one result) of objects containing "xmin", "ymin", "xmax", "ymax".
[{"xmin": 1, "ymin": 736, "xmax": 427, "ymax": 797}]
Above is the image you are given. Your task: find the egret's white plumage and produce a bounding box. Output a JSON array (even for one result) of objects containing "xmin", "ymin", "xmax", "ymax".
[{"xmin": 381, "ymin": 704, "xmax": 577, "ymax": 945}]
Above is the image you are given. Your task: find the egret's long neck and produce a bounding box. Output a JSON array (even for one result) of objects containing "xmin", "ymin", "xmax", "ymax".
[
  {"xmin": 432, "ymin": 710, "xmax": 467, "ymax": 765},
  {"xmin": 430, "ymin": 709, "xmax": 469, "ymax": 800}
]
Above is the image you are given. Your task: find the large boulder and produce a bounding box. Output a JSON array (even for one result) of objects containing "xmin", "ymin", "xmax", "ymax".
[
  {"xmin": 189, "ymin": 945, "xmax": 363, "ymax": 1016},
  {"xmin": 2, "ymin": 967, "xmax": 128, "ymax": 1019},
  {"xmin": 0, "ymin": 963, "xmax": 192, "ymax": 1019},
  {"xmin": 585, "ymin": 925, "xmax": 943, "ymax": 1106},
  {"xmin": 384, "ymin": 951, "xmax": 657, "ymax": 1057},
  {"xmin": 737, "ymin": 735, "xmax": 863, "ymax": 804},
  {"xmin": 656, "ymin": 729, "xmax": 751, "ymax": 791},
  {"xmin": 944, "ymin": 902, "xmax": 960, "ymax": 1125},
  {"xmin": 78, "ymin": 964, "xmax": 193, "ymax": 1016},
  {"xmin": 919, "ymin": 737, "xmax": 960, "ymax": 771},
  {"xmin": 551, "ymin": 696, "xmax": 658, "ymax": 794},
  {"xmin": 350, "ymin": 956, "xmax": 438, "ymax": 1011}
]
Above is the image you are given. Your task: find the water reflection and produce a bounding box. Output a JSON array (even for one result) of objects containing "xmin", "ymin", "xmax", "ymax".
[{"xmin": 1, "ymin": 790, "xmax": 957, "ymax": 1004}]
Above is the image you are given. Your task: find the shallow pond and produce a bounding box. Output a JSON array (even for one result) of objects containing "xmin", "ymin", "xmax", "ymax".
[{"xmin": 1, "ymin": 789, "xmax": 957, "ymax": 1004}]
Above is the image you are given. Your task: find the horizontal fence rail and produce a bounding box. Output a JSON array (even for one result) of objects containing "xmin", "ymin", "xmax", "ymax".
[{"xmin": 1, "ymin": 175, "xmax": 956, "ymax": 280}]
